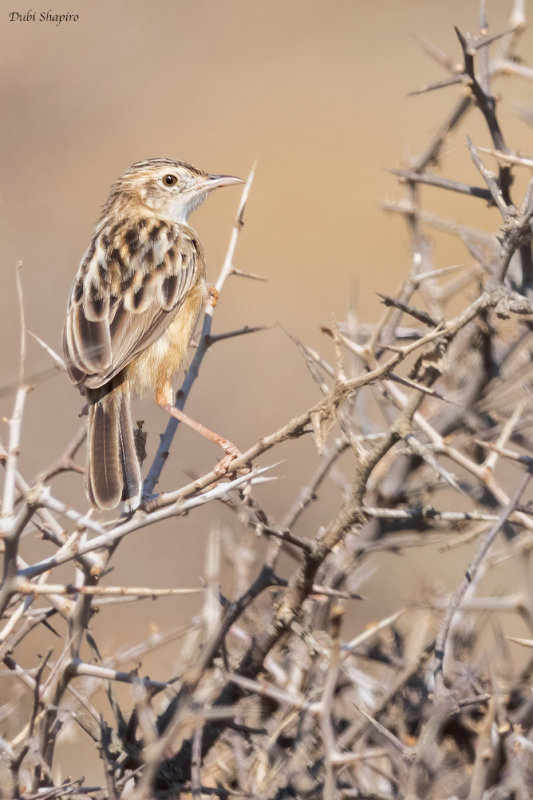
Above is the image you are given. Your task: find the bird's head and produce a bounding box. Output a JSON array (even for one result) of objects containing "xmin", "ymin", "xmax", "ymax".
[{"xmin": 105, "ymin": 158, "xmax": 243, "ymax": 223}]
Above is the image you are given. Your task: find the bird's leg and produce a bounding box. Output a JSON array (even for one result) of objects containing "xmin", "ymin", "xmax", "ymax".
[
  {"xmin": 156, "ymin": 390, "xmax": 240, "ymax": 475},
  {"xmin": 208, "ymin": 286, "xmax": 219, "ymax": 307}
]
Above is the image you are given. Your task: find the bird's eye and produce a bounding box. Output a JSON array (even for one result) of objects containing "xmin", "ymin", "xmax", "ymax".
[{"xmin": 162, "ymin": 174, "xmax": 177, "ymax": 186}]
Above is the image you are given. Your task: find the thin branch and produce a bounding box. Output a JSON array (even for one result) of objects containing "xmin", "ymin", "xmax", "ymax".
[
  {"xmin": 433, "ymin": 469, "xmax": 532, "ymax": 694},
  {"xmin": 143, "ymin": 165, "xmax": 255, "ymax": 498}
]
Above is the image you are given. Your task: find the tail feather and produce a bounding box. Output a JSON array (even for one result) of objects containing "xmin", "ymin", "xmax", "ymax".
[
  {"xmin": 117, "ymin": 390, "xmax": 142, "ymax": 510},
  {"xmin": 86, "ymin": 384, "xmax": 141, "ymax": 511}
]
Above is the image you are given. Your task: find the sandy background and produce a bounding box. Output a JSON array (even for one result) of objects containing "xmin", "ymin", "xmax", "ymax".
[{"xmin": 2, "ymin": 0, "xmax": 533, "ymax": 777}]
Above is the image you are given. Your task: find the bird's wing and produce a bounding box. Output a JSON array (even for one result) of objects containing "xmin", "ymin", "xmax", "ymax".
[{"xmin": 63, "ymin": 219, "xmax": 204, "ymax": 389}]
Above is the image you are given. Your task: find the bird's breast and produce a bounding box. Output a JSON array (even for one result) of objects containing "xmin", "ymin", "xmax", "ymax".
[{"xmin": 126, "ymin": 280, "xmax": 208, "ymax": 402}]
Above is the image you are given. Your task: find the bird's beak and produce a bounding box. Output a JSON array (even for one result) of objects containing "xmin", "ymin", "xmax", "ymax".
[{"xmin": 200, "ymin": 174, "xmax": 244, "ymax": 192}]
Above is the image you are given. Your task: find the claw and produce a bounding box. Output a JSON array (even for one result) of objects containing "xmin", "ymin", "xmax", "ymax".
[{"xmin": 213, "ymin": 443, "xmax": 241, "ymax": 477}]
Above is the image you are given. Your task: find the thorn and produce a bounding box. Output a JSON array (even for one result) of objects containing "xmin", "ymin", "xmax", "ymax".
[{"xmin": 231, "ymin": 267, "xmax": 267, "ymax": 282}]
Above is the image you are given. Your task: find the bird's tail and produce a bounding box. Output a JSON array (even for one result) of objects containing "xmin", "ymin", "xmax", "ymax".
[{"xmin": 86, "ymin": 382, "xmax": 141, "ymax": 512}]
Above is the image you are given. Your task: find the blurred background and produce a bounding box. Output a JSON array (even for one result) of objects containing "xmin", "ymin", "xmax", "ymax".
[{"xmin": 2, "ymin": 0, "xmax": 533, "ymax": 776}]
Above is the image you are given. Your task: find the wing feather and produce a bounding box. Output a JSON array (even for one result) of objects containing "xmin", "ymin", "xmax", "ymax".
[{"xmin": 64, "ymin": 219, "xmax": 203, "ymax": 390}]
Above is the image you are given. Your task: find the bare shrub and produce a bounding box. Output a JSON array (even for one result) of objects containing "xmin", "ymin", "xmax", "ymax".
[{"xmin": 2, "ymin": 3, "xmax": 533, "ymax": 798}]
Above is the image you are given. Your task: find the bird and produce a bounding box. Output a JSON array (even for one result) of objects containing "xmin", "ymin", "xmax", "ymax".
[{"xmin": 63, "ymin": 158, "xmax": 242, "ymax": 512}]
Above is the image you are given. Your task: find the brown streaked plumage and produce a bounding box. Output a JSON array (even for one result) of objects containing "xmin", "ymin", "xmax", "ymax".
[{"xmin": 63, "ymin": 158, "xmax": 242, "ymax": 511}]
